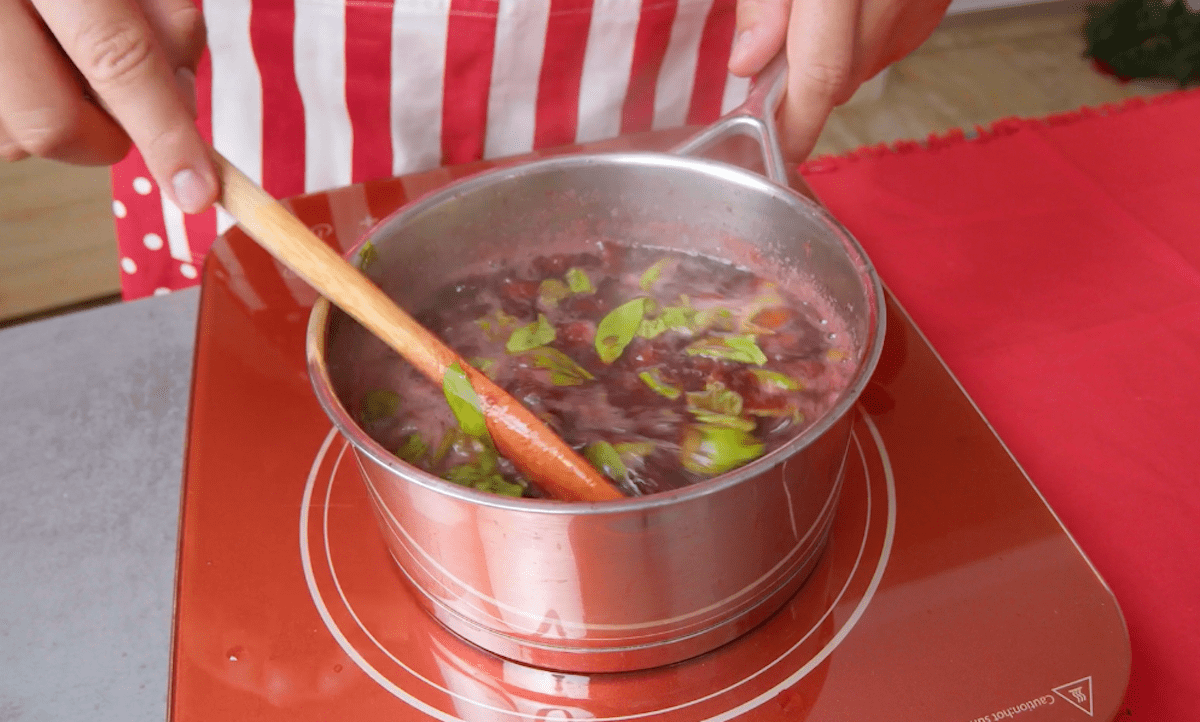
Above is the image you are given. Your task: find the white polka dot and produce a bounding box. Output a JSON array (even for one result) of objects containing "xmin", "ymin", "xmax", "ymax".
[
  {"xmin": 112, "ymin": 200, "xmax": 127, "ymax": 218},
  {"xmin": 142, "ymin": 233, "xmax": 164, "ymax": 251},
  {"xmin": 179, "ymin": 263, "xmax": 198, "ymax": 279},
  {"xmin": 154, "ymin": 287, "xmax": 171, "ymax": 296},
  {"xmin": 133, "ymin": 177, "xmax": 153, "ymax": 195},
  {"xmin": 121, "ymin": 257, "xmax": 138, "ymax": 274}
]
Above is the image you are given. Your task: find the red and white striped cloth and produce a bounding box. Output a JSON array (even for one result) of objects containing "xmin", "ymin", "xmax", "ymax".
[{"xmin": 112, "ymin": 0, "xmax": 748, "ymax": 300}]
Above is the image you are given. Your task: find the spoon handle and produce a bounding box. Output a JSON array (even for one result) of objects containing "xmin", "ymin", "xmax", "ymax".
[{"xmin": 213, "ymin": 151, "xmax": 625, "ymax": 502}]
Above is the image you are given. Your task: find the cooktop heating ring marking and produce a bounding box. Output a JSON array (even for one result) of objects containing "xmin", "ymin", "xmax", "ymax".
[{"xmin": 300, "ymin": 413, "xmax": 896, "ymax": 720}]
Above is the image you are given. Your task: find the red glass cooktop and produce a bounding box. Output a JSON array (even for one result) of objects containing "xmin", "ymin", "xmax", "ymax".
[{"xmin": 174, "ymin": 136, "xmax": 1130, "ymax": 721}]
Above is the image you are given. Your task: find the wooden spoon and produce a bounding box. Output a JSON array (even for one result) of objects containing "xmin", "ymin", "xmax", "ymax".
[{"xmin": 212, "ymin": 150, "xmax": 625, "ymax": 502}]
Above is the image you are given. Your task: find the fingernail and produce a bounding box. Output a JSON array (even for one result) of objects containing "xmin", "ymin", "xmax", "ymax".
[
  {"xmin": 729, "ymin": 28, "xmax": 757, "ymax": 68},
  {"xmin": 176, "ymin": 67, "xmax": 198, "ymax": 118},
  {"xmin": 173, "ymin": 168, "xmax": 214, "ymax": 214}
]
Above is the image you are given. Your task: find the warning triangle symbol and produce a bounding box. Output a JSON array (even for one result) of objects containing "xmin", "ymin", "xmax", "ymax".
[{"xmin": 1052, "ymin": 676, "xmax": 1094, "ymax": 716}]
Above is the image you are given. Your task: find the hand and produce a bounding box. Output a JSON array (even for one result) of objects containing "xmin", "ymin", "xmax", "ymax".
[
  {"xmin": 729, "ymin": 0, "xmax": 953, "ymax": 161},
  {"xmin": 0, "ymin": 0, "xmax": 217, "ymax": 213}
]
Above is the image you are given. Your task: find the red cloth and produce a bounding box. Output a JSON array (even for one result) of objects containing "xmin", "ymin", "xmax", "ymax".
[{"xmin": 803, "ymin": 92, "xmax": 1200, "ymax": 719}]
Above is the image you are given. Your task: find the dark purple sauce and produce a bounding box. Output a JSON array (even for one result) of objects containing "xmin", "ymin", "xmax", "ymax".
[{"xmin": 350, "ymin": 243, "xmax": 856, "ymax": 498}]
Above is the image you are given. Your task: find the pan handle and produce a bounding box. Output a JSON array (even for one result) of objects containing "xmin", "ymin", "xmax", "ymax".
[{"xmin": 671, "ymin": 54, "xmax": 789, "ymax": 186}]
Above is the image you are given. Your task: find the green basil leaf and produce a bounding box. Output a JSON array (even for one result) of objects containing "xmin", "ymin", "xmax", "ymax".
[
  {"xmin": 446, "ymin": 465, "xmax": 515, "ymax": 494},
  {"xmin": 694, "ymin": 307, "xmax": 735, "ymax": 332},
  {"xmin": 469, "ymin": 356, "xmax": 498, "ymax": 379},
  {"xmin": 585, "ymin": 440, "xmax": 628, "ymax": 482},
  {"xmin": 681, "ymin": 425, "xmax": 765, "ymax": 475},
  {"xmin": 357, "ymin": 240, "xmax": 379, "ymax": 270},
  {"xmin": 639, "ymin": 258, "xmax": 671, "ymax": 292},
  {"xmin": 444, "ymin": 463, "xmax": 480, "ymax": 484},
  {"xmin": 660, "ymin": 305, "xmax": 694, "ymax": 329},
  {"xmin": 360, "ymin": 389, "xmax": 400, "ymax": 424},
  {"xmin": 637, "ymin": 302, "xmax": 693, "ymax": 340},
  {"xmin": 637, "ymin": 317, "xmax": 667, "ymax": 339},
  {"xmin": 613, "ymin": 441, "xmax": 656, "ymax": 460},
  {"xmin": 686, "ymin": 381, "xmax": 744, "ymax": 416},
  {"xmin": 506, "ymin": 314, "xmax": 556, "ymax": 354},
  {"xmin": 595, "ymin": 298, "xmax": 646, "ymax": 363},
  {"xmin": 638, "ymin": 369, "xmax": 681, "ymax": 399},
  {"xmin": 725, "ymin": 335, "xmax": 770, "ymax": 365},
  {"xmin": 685, "ymin": 333, "xmax": 768, "ymax": 365},
  {"xmin": 749, "ymin": 368, "xmax": 802, "ymax": 391},
  {"xmin": 475, "ymin": 308, "xmax": 518, "ymax": 341},
  {"xmin": 474, "ymin": 445, "xmax": 498, "ymax": 474},
  {"xmin": 396, "ymin": 434, "xmax": 427, "ymax": 463},
  {"xmin": 524, "ymin": 346, "xmax": 594, "ymax": 386},
  {"xmin": 687, "ymin": 382, "xmax": 755, "ymax": 430},
  {"xmin": 430, "ymin": 428, "xmax": 463, "ymax": 466},
  {"xmin": 443, "ymin": 445, "xmax": 521, "ymax": 496},
  {"xmin": 538, "ymin": 278, "xmax": 571, "ymax": 308},
  {"xmin": 442, "ymin": 362, "xmax": 490, "ymax": 440},
  {"xmin": 475, "ymin": 474, "xmax": 525, "ymax": 497},
  {"xmin": 565, "ymin": 267, "xmax": 595, "ymax": 294},
  {"xmin": 689, "ymin": 410, "xmax": 757, "ymax": 431},
  {"xmin": 442, "ymin": 445, "xmax": 494, "ymax": 480}
]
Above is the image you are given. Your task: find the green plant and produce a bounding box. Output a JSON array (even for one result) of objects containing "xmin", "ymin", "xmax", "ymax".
[{"xmin": 1085, "ymin": 0, "xmax": 1200, "ymax": 86}]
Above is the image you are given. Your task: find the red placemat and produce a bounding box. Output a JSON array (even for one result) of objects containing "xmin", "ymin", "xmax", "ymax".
[{"xmin": 802, "ymin": 91, "xmax": 1200, "ymax": 720}]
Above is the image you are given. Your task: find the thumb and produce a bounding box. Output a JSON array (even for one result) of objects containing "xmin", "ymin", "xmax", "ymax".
[{"xmin": 728, "ymin": 0, "xmax": 791, "ymax": 76}]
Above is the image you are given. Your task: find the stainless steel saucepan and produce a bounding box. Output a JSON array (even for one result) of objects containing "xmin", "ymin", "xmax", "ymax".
[{"xmin": 306, "ymin": 58, "xmax": 885, "ymax": 673}]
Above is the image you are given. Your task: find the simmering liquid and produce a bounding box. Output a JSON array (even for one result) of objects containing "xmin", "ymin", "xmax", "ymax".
[{"xmin": 347, "ymin": 243, "xmax": 856, "ymax": 498}]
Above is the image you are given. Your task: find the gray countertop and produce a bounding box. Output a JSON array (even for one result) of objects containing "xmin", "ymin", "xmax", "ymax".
[{"xmin": 0, "ymin": 288, "xmax": 199, "ymax": 722}]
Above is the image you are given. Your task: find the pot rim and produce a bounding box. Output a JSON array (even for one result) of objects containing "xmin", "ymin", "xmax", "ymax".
[{"xmin": 305, "ymin": 150, "xmax": 886, "ymax": 514}]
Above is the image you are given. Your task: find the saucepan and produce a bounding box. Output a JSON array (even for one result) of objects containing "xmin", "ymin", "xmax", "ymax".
[{"xmin": 306, "ymin": 57, "xmax": 885, "ymax": 672}]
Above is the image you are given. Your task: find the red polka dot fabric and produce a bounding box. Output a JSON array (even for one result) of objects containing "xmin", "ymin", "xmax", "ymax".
[{"xmin": 111, "ymin": 153, "xmax": 203, "ymax": 299}]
